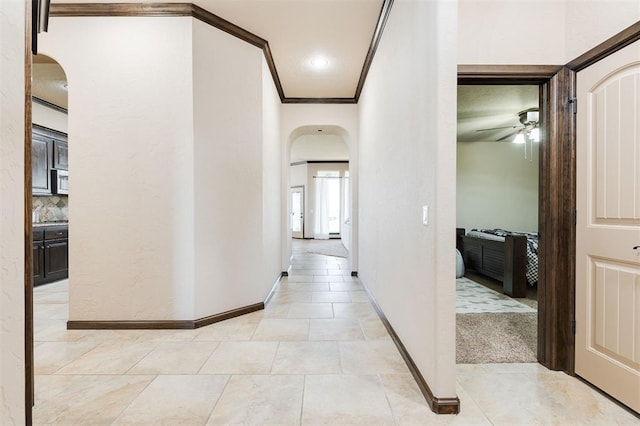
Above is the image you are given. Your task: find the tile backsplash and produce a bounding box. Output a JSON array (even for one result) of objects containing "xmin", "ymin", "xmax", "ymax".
[{"xmin": 33, "ymin": 195, "xmax": 69, "ymax": 223}]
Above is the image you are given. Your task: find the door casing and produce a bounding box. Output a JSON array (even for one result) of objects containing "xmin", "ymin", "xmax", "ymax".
[
  {"xmin": 291, "ymin": 185, "xmax": 305, "ymax": 239},
  {"xmin": 458, "ymin": 65, "xmax": 575, "ymax": 372}
]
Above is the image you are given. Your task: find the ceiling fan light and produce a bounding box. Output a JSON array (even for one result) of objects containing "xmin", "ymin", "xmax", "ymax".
[
  {"xmin": 513, "ymin": 133, "xmax": 526, "ymax": 144},
  {"xmin": 526, "ymin": 111, "xmax": 539, "ymax": 123},
  {"xmin": 530, "ymin": 127, "xmax": 540, "ymax": 142}
]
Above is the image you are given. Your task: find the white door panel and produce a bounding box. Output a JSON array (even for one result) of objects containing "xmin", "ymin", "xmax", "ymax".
[{"xmin": 576, "ymin": 39, "xmax": 640, "ymax": 413}]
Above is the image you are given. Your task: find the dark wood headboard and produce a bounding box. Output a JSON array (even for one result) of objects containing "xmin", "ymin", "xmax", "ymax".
[{"xmin": 456, "ymin": 228, "xmax": 527, "ymax": 298}]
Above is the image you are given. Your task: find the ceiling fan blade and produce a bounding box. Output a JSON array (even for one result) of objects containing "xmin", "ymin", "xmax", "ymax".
[
  {"xmin": 476, "ymin": 125, "xmax": 518, "ymax": 132},
  {"xmin": 496, "ymin": 130, "xmax": 519, "ymax": 142}
]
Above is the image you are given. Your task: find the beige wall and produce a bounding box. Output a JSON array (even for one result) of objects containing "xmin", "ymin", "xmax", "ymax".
[
  {"xmin": 459, "ymin": 0, "xmax": 640, "ymax": 65},
  {"xmin": 192, "ymin": 18, "xmax": 267, "ymax": 317},
  {"xmin": 261, "ymin": 57, "xmax": 283, "ymax": 289},
  {"xmin": 32, "ymin": 102, "xmax": 67, "ymax": 133},
  {"xmin": 41, "ymin": 17, "xmax": 197, "ymax": 320},
  {"xmin": 565, "ymin": 0, "xmax": 640, "ymax": 61},
  {"xmin": 290, "ymin": 134, "xmax": 349, "ymax": 162},
  {"xmin": 457, "ymin": 142, "xmax": 539, "ymax": 233},
  {"xmin": 359, "ymin": 0, "xmax": 458, "ymax": 399},
  {"xmin": 39, "ymin": 16, "xmax": 282, "ymax": 322},
  {"xmin": 0, "ymin": 0, "xmax": 26, "ymax": 422}
]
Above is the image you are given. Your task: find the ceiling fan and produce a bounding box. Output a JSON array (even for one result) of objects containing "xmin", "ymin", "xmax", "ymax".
[{"xmin": 476, "ymin": 107, "xmax": 540, "ymax": 143}]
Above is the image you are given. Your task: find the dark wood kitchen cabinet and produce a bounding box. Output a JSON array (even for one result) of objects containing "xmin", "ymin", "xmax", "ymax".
[
  {"xmin": 53, "ymin": 140, "xmax": 68, "ymax": 170},
  {"xmin": 33, "ymin": 229, "xmax": 45, "ymax": 286},
  {"xmin": 31, "ymin": 134, "xmax": 52, "ymax": 195},
  {"xmin": 33, "ymin": 225, "xmax": 68, "ymax": 286},
  {"xmin": 32, "ymin": 125, "xmax": 68, "ymax": 195}
]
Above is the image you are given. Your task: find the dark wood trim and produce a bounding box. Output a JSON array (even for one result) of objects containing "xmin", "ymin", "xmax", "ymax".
[
  {"xmin": 67, "ymin": 302, "xmax": 264, "ymax": 330},
  {"xmin": 190, "ymin": 4, "xmax": 265, "ymax": 49},
  {"xmin": 32, "ymin": 123, "xmax": 67, "ymax": 139},
  {"xmin": 291, "ymin": 160, "xmax": 349, "ymax": 166},
  {"xmin": 566, "ymin": 21, "xmax": 640, "ymax": 71},
  {"xmin": 282, "ymin": 97, "xmax": 356, "ymax": 104},
  {"xmin": 537, "ymin": 67, "xmax": 576, "ymax": 373},
  {"xmin": 261, "ymin": 43, "xmax": 286, "ymax": 101},
  {"xmin": 67, "ymin": 320, "xmax": 195, "ymax": 330},
  {"xmin": 281, "ymin": 271, "xmax": 288, "ymax": 277},
  {"xmin": 47, "ymin": 2, "xmax": 398, "ymax": 104},
  {"xmin": 457, "ymin": 65, "xmax": 563, "ymax": 84},
  {"xmin": 49, "ymin": 2, "xmax": 192, "ymax": 17},
  {"xmin": 350, "ymin": 271, "xmax": 358, "ymax": 277},
  {"xmin": 25, "ymin": 0, "xmax": 34, "ymax": 422},
  {"xmin": 458, "ymin": 66, "xmax": 575, "ymax": 374},
  {"xmin": 192, "ymin": 302, "xmax": 264, "ymax": 328},
  {"xmin": 354, "ymin": 0, "xmax": 394, "ymax": 102},
  {"xmin": 32, "ymin": 96, "xmax": 67, "ymax": 114},
  {"xmin": 359, "ymin": 278, "xmax": 460, "ymax": 414}
]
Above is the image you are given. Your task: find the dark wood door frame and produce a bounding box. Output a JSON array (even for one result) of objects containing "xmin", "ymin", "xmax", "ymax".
[
  {"xmin": 24, "ymin": 0, "xmax": 34, "ymax": 424},
  {"xmin": 458, "ymin": 65, "xmax": 575, "ymax": 373}
]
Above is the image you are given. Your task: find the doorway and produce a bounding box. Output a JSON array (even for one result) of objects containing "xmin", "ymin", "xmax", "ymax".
[
  {"xmin": 291, "ymin": 186, "xmax": 304, "ymax": 239},
  {"xmin": 456, "ymin": 84, "xmax": 540, "ymax": 364}
]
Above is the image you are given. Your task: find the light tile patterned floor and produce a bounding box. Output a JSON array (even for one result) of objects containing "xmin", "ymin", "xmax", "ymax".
[
  {"xmin": 32, "ymin": 240, "xmax": 638, "ymax": 424},
  {"xmin": 456, "ymin": 277, "xmax": 536, "ymax": 314}
]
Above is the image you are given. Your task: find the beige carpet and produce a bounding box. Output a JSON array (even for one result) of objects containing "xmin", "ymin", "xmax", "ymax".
[{"xmin": 456, "ymin": 312, "xmax": 537, "ymax": 364}]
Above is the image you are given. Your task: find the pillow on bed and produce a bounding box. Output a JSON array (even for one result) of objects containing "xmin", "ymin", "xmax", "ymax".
[{"xmin": 456, "ymin": 249, "xmax": 465, "ymax": 278}]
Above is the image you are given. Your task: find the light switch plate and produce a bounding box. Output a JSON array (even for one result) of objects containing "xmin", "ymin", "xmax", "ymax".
[{"xmin": 422, "ymin": 205, "xmax": 429, "ymax": 225}]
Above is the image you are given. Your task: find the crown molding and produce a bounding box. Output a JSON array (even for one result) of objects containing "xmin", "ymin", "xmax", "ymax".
[
  {"xmin": 32, "ymin": 96, "xmax": 68, "ymax": 114},
  {"xmin": 354, "ymin": 0, "xmax": 393, "ymax": 102},
  {"xmin": 49, "ymin": 2, "xmax": 393, "ymax": 104}
]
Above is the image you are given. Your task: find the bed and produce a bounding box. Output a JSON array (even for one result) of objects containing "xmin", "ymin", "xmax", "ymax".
[{"xmin": 456, "ymin": 228, "xmax": 538, "ymax": 298}]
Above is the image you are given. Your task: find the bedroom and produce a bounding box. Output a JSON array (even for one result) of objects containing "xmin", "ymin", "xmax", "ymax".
[{"xmin": 456, "ymin": 84, "xmax": 540, "ymax": 364}]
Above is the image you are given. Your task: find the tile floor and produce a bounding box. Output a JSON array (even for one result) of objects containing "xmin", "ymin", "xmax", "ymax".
[{"xmin": 32, "ymin": 240, "xmax": 638, "ymax": 425}]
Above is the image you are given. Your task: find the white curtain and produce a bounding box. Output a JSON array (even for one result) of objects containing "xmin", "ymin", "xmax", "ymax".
[{"xmin": 314, "ymin": 178, "xmax": 330, "ymax": 239}]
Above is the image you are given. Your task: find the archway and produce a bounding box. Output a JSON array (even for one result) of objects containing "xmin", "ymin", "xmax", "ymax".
[
  {"xmin": 283, "ymin": 124, "xmax": 358, "ymax": 275},
  {"xmin": 29, "ymin": 53, "xmax": 69, "ymax": 415}
]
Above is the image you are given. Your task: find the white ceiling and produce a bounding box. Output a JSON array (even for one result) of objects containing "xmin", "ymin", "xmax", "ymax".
[
  {"xmin": 33, "ymin": 55, "xmax": 68, "ymax": 108},
  {"xmin": 457, "ymin": 85, "xmax": 539, "ymax": 143},
  {"xmin": 44, "ymin": 0, "xmax": 384, "ymax": 101},
  {"xmin": 35, "ymin": 3, "xmax": 540, "ymax": 143}
]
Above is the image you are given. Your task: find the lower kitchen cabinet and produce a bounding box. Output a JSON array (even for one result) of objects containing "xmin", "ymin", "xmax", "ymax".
[
  {"xmin": 33, "ymin": 225, "xmax": 68, "ymax": 286},
  {"xmin": 33, "ymin": 230, "xmax": 45, "ymax": 286}
]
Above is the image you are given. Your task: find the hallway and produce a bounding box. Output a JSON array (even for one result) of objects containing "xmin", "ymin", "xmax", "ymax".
[{"xmin": 32, "ymin": 241, "xmax": 637, "ymax": 424}]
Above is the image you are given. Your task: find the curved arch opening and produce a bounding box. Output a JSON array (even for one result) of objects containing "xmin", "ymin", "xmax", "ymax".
[{"xmin": 285, "ymin": 124, "xmax": 355, "ymax": 270}]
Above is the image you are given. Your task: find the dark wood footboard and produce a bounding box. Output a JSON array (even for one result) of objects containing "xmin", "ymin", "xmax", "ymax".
[{"xmin": 456, "ymin": 228, "xmax": 527, "ymax": 298}]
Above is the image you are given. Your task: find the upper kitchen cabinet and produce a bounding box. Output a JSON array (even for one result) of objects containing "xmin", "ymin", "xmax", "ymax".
[
  {"xmin": 53, "ymin": 139, "xmax": 68, "ymax": 170},
  {"xmin": 32, "ymin": 124, "xmax": 68, "ymax": 195},
  {"xmin": 32, "ymin": 132, "xmax": 52, "ymax": 195}
]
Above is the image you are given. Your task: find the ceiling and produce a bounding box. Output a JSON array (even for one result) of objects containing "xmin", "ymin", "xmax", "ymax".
[
  {"xmin": 457, "ymin": 85, "xmax": 539, "ymax": 143},
  {"xmin": 34, "ymin": 3, "xmax": 539, "ymax": 143},
  {"xmin": 37, "ymin": 0, "xmax": 385, "ymax": 105}
]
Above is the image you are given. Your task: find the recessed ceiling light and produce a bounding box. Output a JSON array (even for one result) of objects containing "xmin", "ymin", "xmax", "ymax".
[{"xmin": 309, "ymin": 56, "xmax": 330, "ymax": 70}]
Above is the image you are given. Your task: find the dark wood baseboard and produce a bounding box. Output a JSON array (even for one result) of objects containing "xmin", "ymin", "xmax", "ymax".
[
  {"xmin": 194, "ymin": 303, "xmax": 264, "ymax": 328},
  {"xmin": 67, "ymin": 320, "xmax": 194, "ymax": 329},
  {"xmin": 351, "ymin": 271, "xmax": 358, "ymax": 277},
  {"xmin": 281, "ymin": 271, "xmax": 288, "ymax": 276},
  {"xmin": 67, "ymin": 302, "xmax": 264, "ymax": 330},
  {"xmin": 358, "ymin": 279, "xmax": 460, "ymax": 415}
]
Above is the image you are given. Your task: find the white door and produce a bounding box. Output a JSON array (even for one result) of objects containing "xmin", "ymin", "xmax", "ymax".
[
  {"xmin": 291, "ymin": 186, "xmax": 304, "ymax": 239},
  {"xmin": 576, "ymin": 39, "xmax": 640, "ymax": 413}
]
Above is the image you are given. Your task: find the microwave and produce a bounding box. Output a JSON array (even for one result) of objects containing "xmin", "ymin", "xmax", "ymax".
[{"xmin": 51, "ymin": 169, "xmax": 69, "ymax": 194}]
